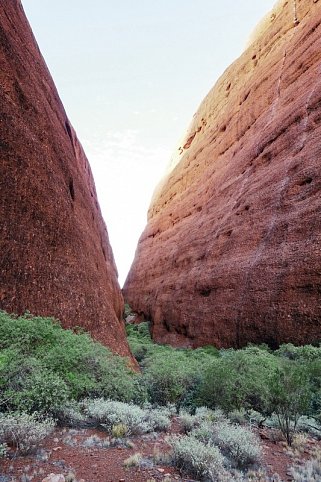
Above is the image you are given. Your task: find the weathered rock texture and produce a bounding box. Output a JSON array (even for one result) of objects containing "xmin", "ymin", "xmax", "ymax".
[
  {"xmin": 0, "ymin": 1, "xmax": 130, "ymax": 356},
  {"xmin": 124, "ymin": 0, "xmax": 321, "ymax": 348}
]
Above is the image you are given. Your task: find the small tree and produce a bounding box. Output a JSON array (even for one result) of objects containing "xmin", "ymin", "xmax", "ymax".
[{"xmin": 269, "ymin": 360, "xmax": 312, "ymax": 445}]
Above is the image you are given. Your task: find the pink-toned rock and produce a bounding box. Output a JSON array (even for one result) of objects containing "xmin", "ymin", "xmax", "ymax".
[
  {"xmin": 0, "ymin": 1, "xmax": 131, "ymax": 357},
  {"xmin": 124, "ymin": 0, "xmax": 321, "ymax": 348}
]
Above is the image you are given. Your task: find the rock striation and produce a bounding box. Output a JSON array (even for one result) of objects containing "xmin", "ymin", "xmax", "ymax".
[
  {"xmin": 124, "ymin": 0, "xmax": 321, "ymax": 349},
  {"xmin": 0, "ymin": 1, "xmax": 130, "ymax": 356}
]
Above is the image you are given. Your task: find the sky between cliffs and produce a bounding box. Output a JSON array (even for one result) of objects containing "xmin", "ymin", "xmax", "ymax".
[{"xmin": 22, "ymin": 0, "xmax": 275, "ymax": 285}]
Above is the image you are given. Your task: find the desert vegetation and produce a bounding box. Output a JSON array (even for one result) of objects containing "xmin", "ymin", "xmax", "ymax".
[{"xmin": 1, "ymin": 310, "xmax": 321, "ymax": 480}]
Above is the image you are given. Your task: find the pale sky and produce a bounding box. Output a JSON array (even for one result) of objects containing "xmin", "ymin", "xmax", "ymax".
[{"xmin": 22, "ymin": 0, "xmax": 275, "ymax": 285}]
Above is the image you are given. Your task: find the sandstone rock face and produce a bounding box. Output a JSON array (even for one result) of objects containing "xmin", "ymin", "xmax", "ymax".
[
  {"xmin": 0, "ymin": 1, "xmax": 130, "ymax": 356},
  {"xmin": 124, "ymin": 0, "xmax": 321, "ymax": 349}
]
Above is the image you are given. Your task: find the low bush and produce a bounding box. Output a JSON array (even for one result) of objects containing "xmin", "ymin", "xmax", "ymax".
[
  {"xmin": 123, "ymin": 452, "xmax": 142, "ymax": 467},
  {"xmin": 0, "ymin": 412, "xmax": 54, "ymax": 454},
  {"xmin": 289, "ymin": 449, "xmax": 321, "ymax": 480},
  {"xmin": 112, "ymin": 422, "xmax": 128, "ymax": 438},
  {"xmin": 190, "ymin": 421, "xmax": 214, "ymax": 444},
  {"xmin": 179, "ymin": 407, "xmax": 225, "ymax": 436},
  {"xmin": 55, "ymin": 401, "xmax": 88, "ymax": 428},
  {"xmin": 208, "ymin": 421, "xmax": 261, "ymax": 469},
  {"xmin": 82, "ymin": 434, "xmax": 110, "ymax": 449},
  {"xmin": 195, "ymin": 407, "xmax": 225, "ymax": 422},
  {"xmin": 179, "ymin": 411, "xmax": 198, "ymax": 433},
  {"xmin": 297, "ymin": 416, "xmax": 321, "ymax": 439},
  {"xmin": 168, "ymin": 434, "xmax": 227, "ymax": 481},
  {"xmin": 147, "ymin": 408, "xmax": 171, "ymax": 431},
  {"xmin": 83, "ymin": 398, "xmax": 171, "ymax": 435},
  {"xmin": 189, "ymin": 417, "xmax": 261, "ymax": 470}
]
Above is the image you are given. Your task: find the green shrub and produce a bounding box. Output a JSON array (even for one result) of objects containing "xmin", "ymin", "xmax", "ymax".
[
  {"xmin": 127, "ymin": 322, "xmax": 217, "ymax": 409},
  {"xmin": 143, "ymin": 349, "xmax": 212, "ymax": 408},
  {"xmin": 197, "ymin": 347, "xmax": 278, "ymax": 413},
  {"xmin": 0, "ymin": 412, "xmax": 54, "ymax": 454},
  {"xmin": 276, "ymin": 343, "xmax": 321, "ymax": 362},
  {"xmin": 123, "ymin": 303, "xmax": 134, "ymax": 318},
  {"xmin": 168, "ymin": 434, "xmax": 227, "ymax": 481},
  {"xmin": 0, "ymin": 311, "xmax": 140, "ymax": 413},
  {"xmin": 10, "ymin": 367, "xmax": 69, "ymax": 415}
]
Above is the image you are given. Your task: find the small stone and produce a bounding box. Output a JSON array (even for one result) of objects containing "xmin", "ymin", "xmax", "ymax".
[
  {"xmin": 52, "ymin": 447, "xmax": 62, "ymax": 451},
  {"xmin": 41, "ymin": 474, "xmax": 65, "ymax": 482},
  {"xmin": 157, "ymin": 468, "xmax": 165, "ymax": 473},
  {"xmin": 53, "ymin": 438, "xmax": 59, "ymax": 443},
  {"xmin": 125, "ymin": 314, "xmax": 136, "ymax": 323}
]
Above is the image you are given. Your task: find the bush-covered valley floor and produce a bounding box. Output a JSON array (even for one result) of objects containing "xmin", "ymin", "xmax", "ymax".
[{"xmin": 1, "ymin": 310, "xmax": 321, "ymax": 481}]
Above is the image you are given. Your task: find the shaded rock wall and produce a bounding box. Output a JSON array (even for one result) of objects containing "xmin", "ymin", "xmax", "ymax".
[
  {"xmin": 0, "ymin": 1, "xmax": 130, "ymax": 356},
  {"xmin": 124, "ymin": 0, "xmax": 321, "ymax": 348}
]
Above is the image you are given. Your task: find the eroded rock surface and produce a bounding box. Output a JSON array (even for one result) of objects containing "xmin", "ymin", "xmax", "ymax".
[
  {"xmin": 124, "ymin": 0, "xmax": 321, "ymax": 348},
  {"xmin": 0, "ymin": 1, "xmax": 130, "ymax": 356}
]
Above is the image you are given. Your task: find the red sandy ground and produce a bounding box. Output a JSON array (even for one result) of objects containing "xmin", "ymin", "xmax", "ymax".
[{"xmin": 0, "ymin": 420, "xmax": 320, "ymax": 482}]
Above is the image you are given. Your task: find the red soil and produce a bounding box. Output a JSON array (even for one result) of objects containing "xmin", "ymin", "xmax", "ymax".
[{"xmin": 1, "ymin": 421, "xmax": 320, "ymax": 482}]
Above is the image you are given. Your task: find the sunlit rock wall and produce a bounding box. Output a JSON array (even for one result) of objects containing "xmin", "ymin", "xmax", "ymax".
[{"xmin": 124, "ymin": 0, "xmax": 321, "ymax": 348}]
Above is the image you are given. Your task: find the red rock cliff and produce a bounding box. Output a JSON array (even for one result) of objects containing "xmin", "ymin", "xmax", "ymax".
[
  {"xmin": 0, "ymin": 1, "xmax": 130, "ymax": 357},
  {"xmin": 124, "ymin": 0, "xmax": 321, "ymax": 349}
]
